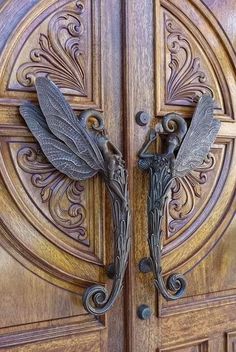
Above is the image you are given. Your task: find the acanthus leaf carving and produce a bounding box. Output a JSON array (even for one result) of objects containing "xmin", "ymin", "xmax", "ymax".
[
  {"xmin": 17, "ymin": 1, "xmax": 87, "ymax": 95},
  {"xmin": 165, "ymin": 152, "xmax": 216, "ymax": 237},
  {"xmin": 17, "ymin": 145, "xmax": 88, "ymax": 243},
  {"xmin": 166, "ymin": 17, "xmax": 214, "ymax": 105}
]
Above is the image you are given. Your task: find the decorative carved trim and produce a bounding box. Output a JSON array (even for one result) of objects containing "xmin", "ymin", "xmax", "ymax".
[
  {"xmin": 161, "ymin": 287, "xmax": 236, "ymax": 317},
  {"xmin": 17, "ymin": 1, "xmax": 87, "ymax": 95},
  {"xmin": 166, "ymin": 153, "xmax": 216, "ymax": 236},
  {"xmin": 166, "ymin": 17, "xmax": 214, "ymax": 104},
  {"xmin": 227, "ymin": 331, "xmax": 236, "ymax": 352},
  {"xmin": 17, "ymin": 145, "xmax": 87, "ymax": 243},
  {"xmin": 159, "ymin": 340, "xmax": 208, "ymax": 352},
  {"xmin": 0, "ymin": 315, "xmax": 104, "ymax": 349}
]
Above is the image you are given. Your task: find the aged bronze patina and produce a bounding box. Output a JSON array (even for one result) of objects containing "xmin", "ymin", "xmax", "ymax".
[
  {"xmin": 138, "ymin": 95, "xmax": 220, "ymax": 300},
  {"xmin": 20, "ymin": 77, "xmax": 130, "ymax": 315}
]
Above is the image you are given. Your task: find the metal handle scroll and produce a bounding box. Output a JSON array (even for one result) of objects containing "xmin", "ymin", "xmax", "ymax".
[
  {"xmin": 19, "ymin": 77, "xmax": 131, "ymax": 315},
  {"xmin": 138, "ymin": 94, "xmax": 220, "ymax": 301}
]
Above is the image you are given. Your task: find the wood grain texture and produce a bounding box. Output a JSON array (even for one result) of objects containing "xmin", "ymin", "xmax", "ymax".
[
  {"xmin": 202, "ymin": 0, "xmax": 236, "ymax": 53},
  {"xmin": 0, "ymin": 0, "xmax": 236, "ymax": 351},
  {"xmin": 159, "ymin": 340, "xmax": 208, "ymax": 352},
  {"xmin": 156, "ymin": 0, "xmax": 236, "ymax": 120},
  {"xmin": 130, "ymin": 0, "xmax": 236, "ymax": 351},
  {"xmin": 16, "ymin": 2, "xmax": 87, "ymax": 96},
  {"xmin": 0, "ymin": 332, "xmax": 102, "ymax": 352},
  {"xmin": 227, "ymin": 331, "xmax": 236, "ymax": 352},
  {"xmin": 0, "ymin": 0, "xmax": 124, "ymax": 351},
  {"xmin": 165, "ymin": 15, "xmax": 214, "ymax": 105},
  {"xmin": 0, "ymin": 0, "xmax": 103, "ymax": 110}
]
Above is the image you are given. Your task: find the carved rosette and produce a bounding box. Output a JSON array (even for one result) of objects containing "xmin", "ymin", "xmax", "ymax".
[
  {"xmin": 164, "ymin": 153, "xmax": 216, "ymax": 238},
  {"xmin": 17, "ymin": 145, "xmax": 87, "ymax": 243},
  {"xmin": 165, "ymin": 17, "xmax": 214, "ymax": 105},
  {"xmin": 17, "ymin": 1, "xmax": 87, "ymax": 95}
]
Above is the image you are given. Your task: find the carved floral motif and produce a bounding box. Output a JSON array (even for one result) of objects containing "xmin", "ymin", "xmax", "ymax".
[
  {"xmin": 17, "ymin": 145, "xmax": 87, "ymax": 242},
  {"xmin": 17, "ymin": 1, "xmax": 86, "ymax": 95},
  {"xmin": 165, "ymin": 153, "xmax": 216, "ymax": 237},
  {"xmin": 166, "ymin": 17, "xmax": 214, "ymax": 104}
]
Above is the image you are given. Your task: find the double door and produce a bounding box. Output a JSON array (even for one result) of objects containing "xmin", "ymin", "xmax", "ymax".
[{"xmin": 0, "ymin": 1, "xmax": 235, "ymax": 351}]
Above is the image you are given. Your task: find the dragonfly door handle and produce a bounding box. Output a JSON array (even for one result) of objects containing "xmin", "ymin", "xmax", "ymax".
[
  {"xmin": 20, "ymin": 77, "xmax": 131, "ymax": 315},
  {"xmin": 138, "ymin": 95, "xmax": 220, "ymax": 300}
]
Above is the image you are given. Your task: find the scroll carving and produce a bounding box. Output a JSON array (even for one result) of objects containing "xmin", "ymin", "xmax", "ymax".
[
  {"xmin": 17, "ymin": 145, "xmax": 87, "ymax": 242},
  {"xmin": 17, "ymin": 1, "xmax": 86, "ymax": 95},
  {"xmin": 166, "ymin": 152, "xmax": 216, "ymax": 236},
  {"xmin": 166, "ymin": 17, "xmax": 214, "ymax": 104}
]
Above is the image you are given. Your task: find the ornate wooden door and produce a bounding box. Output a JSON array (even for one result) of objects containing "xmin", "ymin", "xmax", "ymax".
[
  {"xmin": 0, "ymin": 1, "xmax": 235, "ymax": 352},
  {"xmin": 129, "ymin": 1, "xmax": 236, "ymax": 351},
  {"xmin": 0, "ymin": 1, "xmax": 127, "ymax": 351}
]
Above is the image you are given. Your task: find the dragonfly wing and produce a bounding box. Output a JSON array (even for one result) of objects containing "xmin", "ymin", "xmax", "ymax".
[
  {"xmin": 35, "ymin": 77, "xmax": 105, "ymax": 172},
  {"xmin": 20, "ymin": 103, "xmax": 99, "ymax": 180},
  {"xmin": 174, "ymin": 95, "xmax": 220, "ymax": 178}
]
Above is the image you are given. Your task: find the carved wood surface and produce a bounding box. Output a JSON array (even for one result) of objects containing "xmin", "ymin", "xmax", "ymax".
[
  {"xmin": 17, "ymin": 144, "xmax": 88, "ymax": 243},
  {"xmin": 165, "ymin": 16, "xmax": 214, "ymax": 105},
  {"xmin": 16, "ymin": 1, "xmax": 87, "ymax": 95},
  {"xmin": 164, "ymin": 151, "xmax": 218, "ymax": 240},
  {"xmin": 0, "ymin": 0, "xmax": 124, "ymax": 351},
  {"xmin": 156, "ymin": 4, "xmax": 235, "ymax": 120},
  {"xmin": 159, "ymin": 340, "xmax": 208, "ymax": 352},
  {"xmin": 227, "ymin": 332, "xmax": 236, "ymax": 352},
  {"xmin": 0, "ymin": 0, "xmax": 235, "ymax": 351},
  {"xmin": 0, "ymin": 0, "xmax": 102, "ymax": 109},
  {"xmin": 131, "ymin": 0, "xmax": 236, "ymax": 351}
]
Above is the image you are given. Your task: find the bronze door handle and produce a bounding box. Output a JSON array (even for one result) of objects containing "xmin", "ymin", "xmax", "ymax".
[
  {"xmin": 20, "ymin": 77, "xmax": 130, "ymax": 315},
  {"xmin": 138, "ymin": 95, "xmax": 220, "ymax": 300}
]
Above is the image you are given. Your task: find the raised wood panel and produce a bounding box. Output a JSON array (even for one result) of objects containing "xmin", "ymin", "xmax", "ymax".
[
  {"xmin": 163, "ymin": 142, "xmax": 225, "ymax": 245},
  {"xmin": 0, "ymin": 162, "xmax": 105, "ymax": 291},
  {"xmin": 227, "ymin": 331, "xmax": 236, "ymax": 352},
  {"xmin": 0, "ymin": 1, "xmax": 38, "ymax": 53},
  {"xmin": 0, "ymin": 0, "xmax": 123, "ymax": 291},
  {"xmin": 160, "ymin": 303, "xmax": 236, "ymax": 347},
  {"xmin": 162, "ymin": 137, "xmax": 235, "ymax": 275},
  {"xmin": 0, "ymin": 245, "xmax": 82, "ymax": 329},
  {"xmin": 0, "ymin": 332, "xmax": 103, "ymax": 352},
  {"xmin": 160, "ymin": 215, "xmax": 236, "ymax": 317},
  {"xmin": 0, "ymin": 0, "xmax": 103, "ymax": 110},
  {"xmin": 131, "ymin": 1, "xmax": 236, "ymax": 351},
  {"xmin": 0, "ymin": 244, "xmax": 104, "ymax": 349},
  {"xmin": 202, "ymin": 0, "xmax": 236, "ymax": 53},
  {"xmin": 155, "ymin": 0, "xmax": 236, "ymax": 120},
  {"xmin": 159, "ymin": 340, "xmax": 208, "ymax": 352},
  {"xmin": 3, "ymin": 138, "xmax": 105, "ymax": 262},
  {"xmin": 0, "ymin": 0, "xmax": 125, "ymax": 351},
  {"xmin": 163, "ymin": 13, "xmax": 222, "ymax": 110},
  {"xmin": 0, "ymin": 315, "xmax": 103, "ymax": 349}
]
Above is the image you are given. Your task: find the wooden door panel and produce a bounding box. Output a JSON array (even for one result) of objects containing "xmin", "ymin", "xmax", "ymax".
[
  {"xmin": 202, "ymin": 0, "xmax": 236, "ymax": 53},
  {"xmin": 0, "ymin": 332, "xmax": 102, "ymax": 352},
  {"xmin": 129, "ymin": 0, "xmax": 236, "ymax": 351},
  {"xmin": 0, "ymin": 0, "xmax": 102, "ymax": 109},
  {"xmin": 227, "ymin": 332, "xmax": 236, "ymax": 352},
  {"xmin": 1, "ymin": 0, "xmax": 235, "ymax": 351},
  {"xmin": 0, "ymin": 246, "xmax": 82, "ymax": 329},
  {"xmin": 159, "ymin": 340, "xmax": 208, "ymax": 352},
  {"xmin": 0, "ymin": 0, "xmax": 125, "ymax": 351}
]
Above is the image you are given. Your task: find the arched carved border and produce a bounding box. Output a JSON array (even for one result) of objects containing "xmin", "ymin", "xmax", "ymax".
[
  {"xmin": 163, "ymin": 138, "xmax": 234, "ymax": 276},
  {"xmin": 0, "ymin": 133, "xmax": 105, "ymax": 266},
  {"xmin": 0, "ymin": 0, "xmax": 102, "ymax": 110},
  {"xmin": 0, "ymin": 216, "xmax": 105, "ymax": 295},
  {"xmin": 156, "ymin": 0, "xmax": 236, "ymax": 121},
  {"xmin": 155, "ymin": 0, "xmax": 236, "ymax": 274},
  {"xmin": 163, "ymin": 149, "xmax": 220, "ymax": 242}
]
